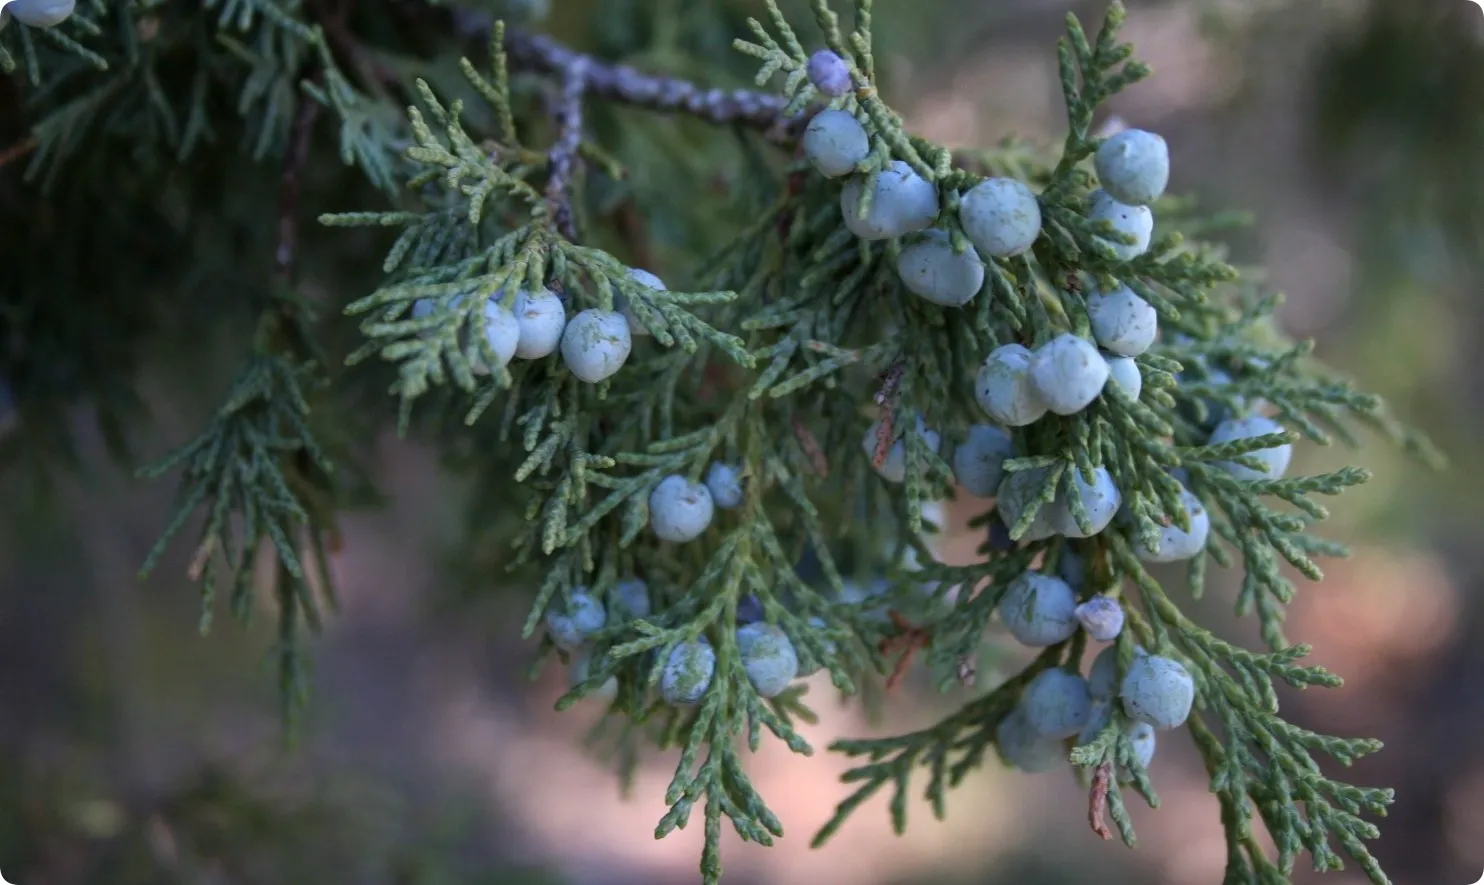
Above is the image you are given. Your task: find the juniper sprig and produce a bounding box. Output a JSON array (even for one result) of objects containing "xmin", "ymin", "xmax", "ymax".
[{"xmin": 4, "ymin": 1, "xmax": 1441, "ymax": 883}]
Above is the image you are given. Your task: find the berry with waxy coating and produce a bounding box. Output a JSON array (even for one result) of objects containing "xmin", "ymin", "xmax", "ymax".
[
  {"xmin": 1030, "ymin": 334, "xmax": 1110, "ymax": 415},
  {"xmin": 513, "ymin": 288, "xmax": 567, "ymax": 359},
  {"xmin": 704, "ymin": 462, "xmax": 744, "ymax": 509},
  {"xmin": 1208, "ymin": 415, "xmax": 1293, "ymax": 481},
  {"xmin": 896, "ymin": 229, "xmax": 985, "ymax": 307},
  {"xmin": 839, "ymin": 161, "xmax": 940, "ymax": 240},
  {"xmin": 1022, "ymin": 668, "xmax": 1095, "ymax": 738},
  {"xmin": 610, "ymin": 579, "xmax": 651, "ymax": 621},
  {"xmin": 661, "ymin": 638, "xmax": 716, "ymax": 706},
  {"xmin": 471, "ymin": 301, "xmax": 521, "ymax": 374},
  {"xmin": 806, "ymin": 49, "xmax": 853, "ymax": 97},
  {"xmin": 807, "ymin": 49, "xmax": 854, "ymax": 97},
  {"xmin": 1120, "ymin": 654, "xmax": 1195, "ymax": 730},
  {"xmin": 1048, "ymin": 465, "xmax": 1121, "ymax": 538},
  {"xmin": 617, "ymin": 267, "xmax": 666, "ymax": 336},
  {"xmin": 545, "ymin": 589, "xmax": 606, "ymax": 651},
  {"xmin": 1087, "ymin": 189, "xmax": 1154, "ymax": 261},
  {"xmin": 959, "ymin": 177, "xmax": 1042, "ymax": 258},
  {"xmin": 1135, "ymin": 486, "xmax": 1210, "ymax": 563},
  {"xmin": 1087, "ymin": 285, "xmax": 1157, "ymax": 356},
  {"xmin": 1125, "ymin": 721, "xmax": 1157, "ymax": 772},
  {"xmin": 1106, "ymin": 355, "xmax": 1142, "ymax": 401},
  {"xmin": 998, "ymin": 570, "xmax": 1078, "ymax": 646},
  {"xmin": 995, "ymin": 466, "xmax": 1058, "ymax": 542},
  {"xmin": 976, "ymin": 343, "xmax": 1048, "ymax": 427},
  {"xmin": 569, "ymin": 651, "xmax": 618, "ymax": 703},
  {"xmin": 561, "ymin": 309, "xmax": 632, "ymax": 383},
  {"xmin": 7, "ymin": 0, "xmax": 74, "ymax": 27},
  {"xmin": 1076, "ymin": 702, "xmax": 1157, "ymax": 778},
  {"xmin": 861, "ymin": 416, "xmax": 942, "ymax": 484},
  {"xmin": 1074, "ymin": 596, "xmax": 1124, "ymax": 642},
  {"xmin": 996, "ymin": 708, "xmax": 1067, "ymax": 773},
  {"xmin": 952, "ymin": 424, "xmax": 1014, "ymax": 498},
  {"xmin": 649, "ymin": 475, "xmax": 715, "ymax": 542},
  {"xmin": 737, "ymin": 623, "xmax": 799, "ymax": 698},
  {"xmin": 804, "ymin": 109, "xmax": 870, "ymax": 178},
  {"xmin": 1095, "ymin": 129, "xmax": 1170, "ymax": 207}
]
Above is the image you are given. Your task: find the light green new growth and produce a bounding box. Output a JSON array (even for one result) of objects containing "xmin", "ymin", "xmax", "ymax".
[{"xmin": 4, "ymin": 1, "xmax": 1438, "ymax": 883}]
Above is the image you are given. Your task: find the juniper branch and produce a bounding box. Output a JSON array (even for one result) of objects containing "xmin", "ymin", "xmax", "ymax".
[{"xmin": 498, "ymin": 27, "xmax": 808, "ymax": 142}]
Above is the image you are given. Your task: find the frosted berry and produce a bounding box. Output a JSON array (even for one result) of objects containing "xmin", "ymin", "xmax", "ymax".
[
  {"xmin": 840, "ymin": 161, "xmax": 940, "ymax": 241},
  {"xmin": 998, "ymin": 570, "xmax": 1078, "ymax": 646},
  {"xmin": 1106, "ymin": 355, "xmax": 1142, "ymax": 401},
  {"xmin": 561, "ymin": 309, "xmax": 632, "ymax": 383},
  {"xmin": 512, "ymin": 288, "xmax": 567, "ymax": 359},
  {"xmin": 610, "ymin": 579, "xmax": 651, "ymax": 620},
  {"xmin": 8, "ymin": 0, "xmax": 74, "ymax": 27},
  {"xmin": 959, "ymin": 177, "xmax": 1042, "ymax": 258},
  {"xmin": 1120, "ymin": 654, "xmax": 1195, "ymax": 730},
  {"xmin": 975, "ymin": 343, "xmax": 1048, "ymax": 427},
  {"xmin": 952, "ymin": 424, "xmax": 1013, "ymax": 498},
  {"xmin": 660, "ymin": 638, "xmax": 716, "ymax": 706},
  {"xmin": 649, "ymin": 475, "xmax": 715, "ymax": 542},
  {"xmin": 1030, "ymin": 334, "xmax": 1109, "ymax": 416},
  {"xmin": 1087, "ymin": 189, "xmax": 1153, "ymax": 261},
  {"xmin": 1208, "ymin": 415, "xmax": 1293, "ymax": 481},
  {"xmin": 736, "ymin": 623, "xmax": 800, "ymax": 698},
  {"xmin": 1076, "ymin": 703, "xmax": 1157, "ymax": 777},
  {"xmin": 1135, "ymin": 486, "xmax": 1211, "ymax": 563},
  {"xmin": 704, "ymin": 462, "xmax": 744, "ymax": 510},
  {"xmin": 995, "ymin": 467, "xmax": 1058, "ymax": 542},
  {"xmin": 618, "ymin": 267, "xmax": 666, "ymax": 336},
  {"xmin": 1125, "ymin": 721, "xmax": 1157, "ymax": 772},
  {"xmin": 996, "ymin": 708, "xmax": 1067, "ymax": 773},
  {"xmin": 896, "ymin": 229, "xmax": 985, "ymax": 307},
  {"xmin": 1095, "ymin": 129, "xmax": 1170, "ymax": 207},
  {"xmin": 804, "ymin": 109, "xmax": 870, "ymax": 179},
  {"xmin": 806, "ymin": 49, "xmax": 854, "ymax": 97},
  {"xmin": 861, "ymin": 416, "xmax": 942, "ymax": 484},
  {"xmin": 1048, "ymin": 466, "xmax": 1121, "ymax": 538},
  {"xmin": 545, "ymin": 589, "xmax": 606, "ymax": 651},
  {"xmin": 570, "ymin": 651, "xmax": 619, "ymax": 704},
  {"xmin": 1022, "ymin": 668, "xmax": 1094, "ymax": 738},
  {"xmin": 1086, "ymin": 285, "xmax": 1157, "ymax": 356},
  {"xmin": 472, "ymin": 301, "xmax": 520, "ymax": 374},
  {"xmin": 1074, "ymin": 596, "xmax": 1124, "ymax": 642}
]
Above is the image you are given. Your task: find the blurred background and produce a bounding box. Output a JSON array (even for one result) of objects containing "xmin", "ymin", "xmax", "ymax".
[{"xmin": 2, "ymin": 0, "xmax": 1482, "ymax": 883}]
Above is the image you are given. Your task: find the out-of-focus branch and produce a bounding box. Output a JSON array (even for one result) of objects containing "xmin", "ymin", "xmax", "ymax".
[
  {"xmin": 544, "ymin": 57, "xmax": 588, "ymax": 241},
  {"xmin": 445, "ymin": 11, "xmax": 808, "ymax": 143}
]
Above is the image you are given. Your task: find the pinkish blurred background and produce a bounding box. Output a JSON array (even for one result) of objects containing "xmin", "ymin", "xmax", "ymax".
[{"xmin": 2, "ymin": 0, "xmax": 1482, "ymax": 883}]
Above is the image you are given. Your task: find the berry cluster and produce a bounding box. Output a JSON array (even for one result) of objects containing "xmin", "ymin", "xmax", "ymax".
[
  {"xmin": 408, "ymin": 265, "xmax": 670, "ymax": 386},
  {"xmin": 795, "ymin": 48, "xmax": 1298, "ymax": 793}
]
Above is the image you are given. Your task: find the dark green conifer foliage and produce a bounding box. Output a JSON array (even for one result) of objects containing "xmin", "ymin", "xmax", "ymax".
[{"xmin": 0, "ymin": 1, "xmax": 1444, "ymax": 883}]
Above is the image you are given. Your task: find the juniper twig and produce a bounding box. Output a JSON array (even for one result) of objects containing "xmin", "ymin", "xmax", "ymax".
[
  {"xmin": 500, "ymin": 28, "xmax": 808, "ymax": 142},
  {"xmin": 544, "ymin": 55, "xmax": 588, "ymax": 242}
]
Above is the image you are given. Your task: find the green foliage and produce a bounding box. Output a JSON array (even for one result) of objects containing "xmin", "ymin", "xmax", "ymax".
[{"xmin": 1, "ymin": 1, "xmax": 1444, "ymax": 884}]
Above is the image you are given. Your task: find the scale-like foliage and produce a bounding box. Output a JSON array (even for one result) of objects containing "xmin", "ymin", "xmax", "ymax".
[{"xmin": 1, "ymin": 1, "xmax": 1442, "ymax": 883}]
